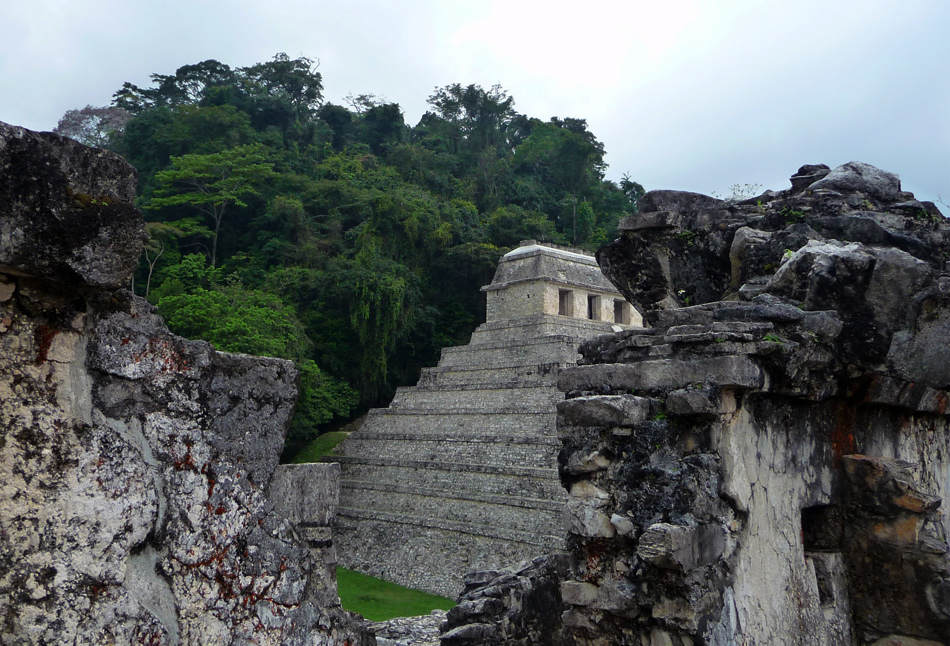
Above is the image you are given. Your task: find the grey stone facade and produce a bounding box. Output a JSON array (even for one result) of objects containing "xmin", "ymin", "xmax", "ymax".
[{"xmin": 334, "ymin": 242, "xmax": 638, "ymax": 598}]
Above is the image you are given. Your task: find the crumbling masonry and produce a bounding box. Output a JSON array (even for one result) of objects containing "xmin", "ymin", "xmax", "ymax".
[
  {"xmin": 442, "ymin": 162, "xmax": 950, "ymax": 646},
  {"xmin": 0, "ymin": 122, "xmax": 370, "ymax": 646}
]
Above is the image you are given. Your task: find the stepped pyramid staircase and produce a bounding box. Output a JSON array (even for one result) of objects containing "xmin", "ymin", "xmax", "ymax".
[{"xmin": 330, "ymin": 242, "xmax": 640, "ymax": 597}]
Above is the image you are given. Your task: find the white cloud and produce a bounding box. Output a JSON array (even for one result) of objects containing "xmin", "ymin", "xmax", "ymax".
[{"xmin": 0, "ymin": 0, "xmax": 947, "ymax": 203}]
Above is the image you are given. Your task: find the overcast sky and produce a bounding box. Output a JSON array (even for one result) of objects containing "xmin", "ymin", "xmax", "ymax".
[{"xmin": 3, "ymin": 0, "xmax": 948, "ymax": 207}]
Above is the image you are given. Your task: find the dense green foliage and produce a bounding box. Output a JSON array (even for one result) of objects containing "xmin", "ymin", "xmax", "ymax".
[
  {"xmin": 87, "ymin": 53, "xmax": 643, "ymax": 453},
  {"xmin": 336, "ymin": 567, "xmax": 455, "ymax": 621}
]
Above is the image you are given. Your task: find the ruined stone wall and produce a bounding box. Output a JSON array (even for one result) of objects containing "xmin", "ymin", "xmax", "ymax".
[
  {"xmin": 444, "ymin": 162, "xmax": 950, "ymax": 646},
  {"xmin": 553, "ymin": 163, "xmax": 950, "ymax": 646},
  {"xmin": 0, "ymin": 122, "xmax": 370, "ymax": 646}
]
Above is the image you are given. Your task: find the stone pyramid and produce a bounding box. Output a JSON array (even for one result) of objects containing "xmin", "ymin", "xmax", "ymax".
[{"xmin": 332, "ymin": 241, "xmax": 640, "ymax": 596}]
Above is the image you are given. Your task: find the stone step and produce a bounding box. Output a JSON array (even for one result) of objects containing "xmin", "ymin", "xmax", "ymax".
[
  {"xmin": 347, "ymin": 430, "xmax": 560, "ymax": 445},
  {"xmin": 329, "ymin": 458, "xmax": 565, "ymax": 499},
  {"xmin": 388, "ymin": 385, "xmax": 563, "ymax": 411},
  {"xmin": 341, "ymin": 435, "xmax": 559, "ymax": 468},
  {"xmin": 340, "ymin": 479, "xmax": 565, "ymax": 512},
  {"xmin": 335, "ymin": 507, "xmax": 566, "ymax": 550},
  {"xmin": 416, "ymin": 363, "xmax": 562, "ymax": 388},
  {"xmin": 438, "ymin": 338, "xmax": 582, "ymax": 370},
  {"xmin": 339, "ymin": 486, "xmax": 563, "ymax": 534},
  {"xmin": 355, "ymin": 411, "xmax": 556, "ymax": 436},
  {"xmin": 465, "ymin": 314, "xmax": 620, "ymax": 346}
]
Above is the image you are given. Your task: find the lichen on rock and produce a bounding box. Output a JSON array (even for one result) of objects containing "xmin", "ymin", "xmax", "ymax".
[
  {"xmin": 0, "ymin": 122, "xmax": 370, "ymax": 646},
  {"xmin": 553, "ymin": 162, "xmax": 950, "ymax": 645},
  {"xmin": 449, "ymin": 162, "xmax": 950, "ymax": 645}
]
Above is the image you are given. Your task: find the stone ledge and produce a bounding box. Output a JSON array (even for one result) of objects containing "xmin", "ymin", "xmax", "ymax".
[
  {"xmin": 340, "ymin": 479, "xmax": 565, "ymax": 511},
  {"xmin": 336, "ymin": 507, "xmax": 566, "ymax": 549},
  {"xmin": 365, "ymin": 408, "xmax": 554, "ymax": 418},
  {"xmin": 380, "ymin": 405, "xmax": 564, "ymax": 416},
  {"xmin": 346, "ymin": 431, "xmax": 560, "ymax": 445},
  {"xmin": 557, "ymin": 356, "xmax": 764, "ymax": 393},
  {"xmin": 328, "ymin": 455, "xmax": 561, "ymax": 479},
  {"xmin": 407, "ymin": 381, "xmax": 564, "ymax": 392}
]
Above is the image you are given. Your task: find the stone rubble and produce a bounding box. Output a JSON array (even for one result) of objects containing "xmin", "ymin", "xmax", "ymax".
[{"xmin": 368, "ymin": 610, "xmax": 447, "ymax": 646}]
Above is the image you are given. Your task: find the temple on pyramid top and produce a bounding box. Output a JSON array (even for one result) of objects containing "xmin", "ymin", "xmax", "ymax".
[
  {"xmin": 482, "ymin": 240, "xmax": 642, "ymax": 326},
  {"xmin": 332, "ymin": 240, "xmax": 643, "ymax": 597}
]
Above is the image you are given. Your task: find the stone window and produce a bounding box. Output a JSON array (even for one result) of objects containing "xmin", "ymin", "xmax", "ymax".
[
  {"xmin": 558, "ymin": 289, "xmax": 574, "ymax": 316},
  {"xmin": 614, "ymin": 299, "xmax": 631, "ymax": 325},
  {"xmin": 587, "ymin": 295, "xmax": 601, "ymax": 320}
]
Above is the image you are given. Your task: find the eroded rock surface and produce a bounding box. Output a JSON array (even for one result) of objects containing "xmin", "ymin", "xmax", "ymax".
[
  {"xmin": 553, "ymin": 163, "xmax": 950, "ymax": 645},
  {"xmin": 0, "ymin": 122, "xmax": 370, "ymax": 645},
  {"xmin": 450, "ymin": 163, "xmax": 950, "ymax": 645},
  {"xmin": 440, "ymin": 555, "xmax": 572, "ymax": 646}
]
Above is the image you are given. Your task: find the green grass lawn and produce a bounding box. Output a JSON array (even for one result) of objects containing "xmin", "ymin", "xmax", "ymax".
[
  {"xmin": 336, "ymin": 567, "xmax": 456, "ymax": 621},
  {"xmin": 290, "ymin": 431, "xmax": 350, "ymax": 463}
]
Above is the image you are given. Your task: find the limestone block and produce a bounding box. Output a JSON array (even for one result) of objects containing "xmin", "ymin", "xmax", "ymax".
[
  {"xmin": 269, "ymin": 463, "xmax": 341, "ymax": 526},
  {"xmin": 561, "ymin": 581, "xmax": 600, "ymax": 606},
  {"xmin": 611, "ymin": 513, "xmax": 636, "ymax": 536},
  {"xmin": 441, "ymin": 623, "xmax": 499, "ymax": 643},
  {"xmin": 565, "ymin": 450, "xmax": 612, "ymax": 474},
  {"xmin": 565, "ymin": 481, "xmax": 615, "ymax": 537},
  {"xmin": 0, "ymin": 122, "xmax": 144, "ymax": 289},
  {"xmin": 637, "ymin": 523, "xmax": 725, "ymax": 571},
  {"xmin": 666, "ymin": 388, "xmax": 720, "ymax": 417},
  {"xmin": 557, "ymin": 356, "xmax": 764, "ymax": 393},
  {"xmin": 618, "ymin": 210, "xmax": 685, "ymax": 232},
  {"xmin": 592, "ymin": 577, "xmax": 638, "ymax": 614},
  {"xmin": 808, "ymin": 161, "xmax": 901, "ymax": 201},
  {"xmin": 557, "ymin": 394, "xmax": 654, "ymax": 427},
  {"xmin": 561, "ymin": 609, "xmax": 598, "ymax": 629},
  {"xmin": 636, "ymin": 190, "xmax": 727, "ymax": 215}
]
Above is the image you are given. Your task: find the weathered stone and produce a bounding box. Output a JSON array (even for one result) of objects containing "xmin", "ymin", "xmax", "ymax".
[
  {"xmin": 789, "ymin": 163, "xmax": 831, "ymax": 191},
  {"xmin": 557, "ymin": 394, "xmax": 654, "ymax": 427},
  {"xmin": 637, "ymin": 523, "xmax": 725, "ymax": 571},
  {"xmin": 441, "ymin": 554, "xmax": 572, "ymax": 646},
  {"xmin": 560, "ymin": 581, "xmax": 600, "ymax": 606},
  {"xmin": 637, "ymin": 190, "xmax": 727, "ymax": 215},
  {"xmin": 808, "ymin": 161, "xmax": 902, "ymax": 201},
  {"xmin": 618, "ymin": 210, "xmax": 685, "ymax": 231},
  {"xmin": 0, "ymin": 123, "xmax": 369, "ymax": 646},
  {"xmin": 545, "ymin": 162, "xmax": 950, "ymax": 645},
  {"xmin": 565, "ymin": 481, "xmax": 616, "ymax": 537},
  {"xmin": 611, "ymin": 513, "xmax": 637, "ymax": 535},
  {"xmin": 440, "ymin": 623, "xmax": 499, "ymax": 643},
  {"xmin": 270, "ymin": 462, "xmax": 341, "ymax": 526},
  {"xmin": 564, "ymin": 449, "xmax": 612, "ymax": 474},
  {"xmin": 0, "ymin": 122, "xmax": 144, "ymax": 289},
  {"xmin": 666, "ymin": 388, "xmax": 720, "ymax": 417},
  {"xmin": 370, "ymin": 609, "xmax": 447, "ymax": 646},
  {"xmin": 557, "ymin": 356, "xmax": 764, "ymax": 393}
]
